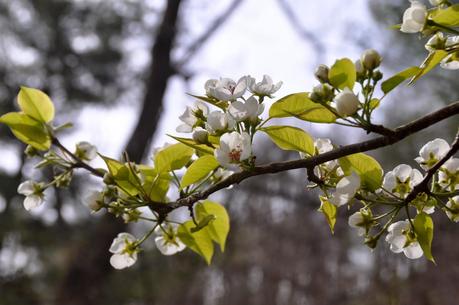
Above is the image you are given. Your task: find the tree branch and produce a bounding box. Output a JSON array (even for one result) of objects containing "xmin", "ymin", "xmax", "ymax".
[
  {"xmin": 404, "ymin": 129, "xmax": 459, "ymax": 203},
  {"xmin": 161, "ymin": 101, "xmax": 459, "ymax": 212}
]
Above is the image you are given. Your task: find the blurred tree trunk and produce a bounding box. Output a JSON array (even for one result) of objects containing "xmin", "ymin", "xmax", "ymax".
[{"xmin": 55, "ymin": 1, "xmax": 182, "ymax": 304}]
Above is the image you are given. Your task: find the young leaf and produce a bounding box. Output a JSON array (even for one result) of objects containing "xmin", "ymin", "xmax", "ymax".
[
  {"xmin": 169, "ymin": 135, "xmax": 215, "ymax": 155},
  {"xmin": 269, "ymin": 93, "xmax": 336, "ymax": 123},
  {"xmin": 17, "ymin": 87, "xmax": 55, "ymax": 123},
  {"xmin": 181, "ymin": 155, "xmax": 219, "ymax": 189},
  {"xmin": 177, "ymin": 220, "xmax": 214, "ymax": 264},
  {"xmin": 328, "ymin": 58, "xmax": 356, "ymax": 90},
  {"xmin": 195, "ymin": 201, "xmax": 230, "ymax": 252},
  {"xmin": 154, "ymin": 143, "xmax": 194, "ymax": 173},
  {"xmin": 413, "ymin": 212, "xmax": 435, "ymax": 263},
  {"xmin": 138, "ymin": 165, "xmax": 171, "ymax": 202},
  {"xmin": 190, "ymin": 214, "xmax": 217, "ymax": 233},
  {"xmin": 381, "ymin": 66, "xmax": 420, "ymax": 94},
  {"xmin": 100, "ymin": 155, "xmax": 141, "ymax": 196},
  {"xmin": 319, "ymin": 197, "xmax": 337, "ymax": 234},
  {"xmin": 339, "ymin": 153, "xmax": 383, "ymax": 191},
  {"xmin": 430, "ymin": 4, "xmax": 459, "ymax": 27},
  {"xmin": 0, "ymin": 112, "xmax": 51, "ymax": 150},
  {"xmin": 410, "ymin": 50, "xmax": 448, "ymax": 84},
  {"xmin": 261, "ymin": 125, "xmax": 314, "ymax": 155}
]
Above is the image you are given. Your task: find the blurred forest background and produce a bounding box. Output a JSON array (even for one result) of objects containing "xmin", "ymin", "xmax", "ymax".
[{"xmin": 0, "ymin": 0, "xmax": 458, "ymax": 304}]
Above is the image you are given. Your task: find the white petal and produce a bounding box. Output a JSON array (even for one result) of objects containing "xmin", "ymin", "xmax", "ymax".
[
  {"xmin": 110, "ymin": 253, "xmax": 137, "ymax": 269},
  {"xmin": 403, "ymin": 242, "xmax": 424, "ymax": 259},
  {"xmin": 23, "ymin": 195, "xmax": 43, "ymax": 210},
  {"xmin": 17, "ymin": 181, "xmax": 35, "ymax": 196},
  {"xmin": 393, "ymin": 164, "xmax": 412, "ymax": 182},
  {"xmin": 155, "ymin": 236, "xmax": 186, "ymax": 256}
]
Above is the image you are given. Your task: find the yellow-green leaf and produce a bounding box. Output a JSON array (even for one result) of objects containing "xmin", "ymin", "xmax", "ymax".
[
  {"xmin": 17, "ymin": 87, "xmax": 55, "ymax": 123},
  {"xmin": 319, "ymin": 197, "xmax": 337, "ymax": 234},
  {"xmin": 328, "ymin": 58, "xmax": 356, "ymax": 90},
  {"xmin": 410, "ymin": 50, "xmax": 448, "ymax": 84},
  {"xmin": 431, "ymin": 4, "xmax": 459, "ymax": 27},
  {"xmin": 181, "ymin": 155, "xmax": 219, "ymax": 189},
  {"xmin": 261, "ymin": 125, "xmax": 314, "ymax": 154},
  {"xmin": 0, "ymin": 112, "xmax": 51, "ymax": 150},
  {"xmin": 381, "ymin": 66, "xmax": 420, "ymax": 94},
  {"xmin": 269, "ymin": 92, "xmax": 336, "ymax": 123},
  {"xmin": 339, "ymin": 153, "xmax": 383, "ymax": 191},
  {"xmin": 195, "ymin": 201, "xmax": 230, "ymax": 252},
  {"xmin": 169, "ymin": 135, "xmax": 214, "ymax": 155},
  {"xmin": 177, "ymin": 220, "xmax": 214, "ymax": 264},
  {"xmin": 138, "ymin": 165, "xmax": 171, "ymax": 202},
  {"xmin": 154, "ymin": 143, "xmax": 194, "ymax": 173},
  {"xmin": 100, "ymin": 155, "xmax": 141, "ymax": 196},
  {"xmin": 413, "ymin": 212, "xmax": 435, "ymax": 263}
]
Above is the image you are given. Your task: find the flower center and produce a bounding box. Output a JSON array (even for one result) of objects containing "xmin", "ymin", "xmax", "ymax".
[{"xmin": 228, "ymin": 148, "xmax": 242, "ymax": 162}]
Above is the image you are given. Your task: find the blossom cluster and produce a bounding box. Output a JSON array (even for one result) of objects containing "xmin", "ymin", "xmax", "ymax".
[
  {"xmin": 176, "ymin": 75, "xmax": 282, "ymax": 170},
  {"xmin": 401, "ymin": 0, "xmax": 459, "ymax": 70}
]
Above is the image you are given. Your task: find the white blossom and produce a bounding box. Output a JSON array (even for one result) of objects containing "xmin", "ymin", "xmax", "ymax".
[
  {"xmin": 215, "ymin": 131, "xmax": 252, "ymax": 170},
  {"xmin": 228, "ymin": 96, "xmax": 264, "ymax": 122},
  {"xmin": 382, "ymin": 164, "xmax": 423, "ymax": 198},
  {"xmin": 314, "ymin": 64, "xmax": 330, "ymax": 83},
  {"xmin": 329, "ymin": 172, "xmax": 361, "ymax": 206},
  {"xmin": 84, "ymin": 190, "xmax": 104, "ymax": 212},
  {"xmin": 425, "ymin": 32, "xmax": 445, "ymax": 52},
  {"xmin": 439, "ymin": 158, "xmax": 459, "ymax": 191},
  {"xmin": 176, "ymin": 101, "xmax": 209, "ymax": 133},
  {"xmin": 206, "ymin": 111, "xmax": 236, "ymax": 134},
  {"xmin": 415, "ymin": 138, "xmax": 450, "ymax": 170},
  {"xmin": 154, "ymin": 223, "xmax": 186, "ymax": 256},
  {"xmin": 75, "ymin": 141, "xmax": 97, "ymax": 161},
  {"xmin": 400, "ymin": 1, "xmax": 427, "ymax": 33},
  {"xmin": 17, "ymin": 180, "xmax": 44, "ymax": 211},
  {"xmin": 109, "ymin": 233, "xmax": 138, "ymax": 269},
  {"xmin": 440, "ymin": 36, "xmax": 459, "ymax": 70},
  {"xmin": 205, "ymin": 77, "xmax": 247, "ymax": 101},
  {"xmin": 385, "ymin": 220, "xmax": 423, "ymax": 259},
  {"xmin": 247, "ymin": 75, "xmax": 282, "ymax": 96},
  {"xmin": 348, "ymin": 209, "xmax": 374, "ymax": 236},
  {"xmin": 334, "ymin": 88, "xmax": 360, "ymax": 117},
  {"xmin": 446, "ymin": 196, "xmax": 459, "ymax": 222}
]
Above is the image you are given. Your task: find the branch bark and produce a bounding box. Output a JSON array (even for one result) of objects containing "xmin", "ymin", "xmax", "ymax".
[{"xmin": 161, "ymin": 101, "xmax": 459, "ymax": 212}]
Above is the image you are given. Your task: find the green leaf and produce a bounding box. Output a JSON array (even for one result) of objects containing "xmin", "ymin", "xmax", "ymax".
[
  {"xmin": 0, "ymin": 112, "xmax": 51, "ymax": 150},
  {"xmin": 191, "ymin": 214, "xmax": 217, "ymax": 233},
  {"xmin": 328, "ymin": 58, "xmax": 356, "ymax": 90},
  {"xmin": 413, "ymin": 213, "xmax": 435, "ymax": 263},
  {"xmin": 138, "ymin": 165, "xmax": 171, "ymax": 202},
  {"xmin": 261, "ymin": 125, "xmax": 314, "ymax": 155},
  {"xmin": 269, "ymin": 92, "xmax": 336, "ymax": 123},
  {"xmin": 338, "ymin": 153, "xmax": 383, "ymax": 191},
  {"xmin": 17, "ymin": 87, "xmax": 55, "ymax": 123},
  {"xmin": 410, "ymin": 50, "xmax": 449, "ymax": 84},
  {"xmin": 369, "ymin": 98, "xmax": 380, "ymax": 110},
  {"xmin": 168, "ymin": 135, "xmax": 214, "ymax": 155},
  {"xmin": 381, "ymin": 66, "xmax": 420, "ymax": 94},
  {"xmin": 319, "ymin": 197, "xmax": 337, "ymax": 234},
  {"xmin": 431, "ymin": 4, "xmax": 459, "ymax": 27},
  {"xmin": 187, "ymin": 93, "xmax": 228, "ymax": 110},
  {"xmin": 100, "ymin": 155, "xmax": 141, "ymax": 196},
  {"xmin": 177, "ymin": 220, "xmax": 214, "ymax": 264},
  {"xmin": 154, "ymin": 143, "xmax": 194, "ymax": 173},
  {"xmin": 195, "ymin": 201, "xmax": 230, "ymax": 252},
  {"xmin": 181, "ymin": 155, "xmax": 219, "ymax": 189}
]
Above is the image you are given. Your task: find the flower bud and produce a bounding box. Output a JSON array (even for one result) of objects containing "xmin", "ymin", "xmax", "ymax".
[
  {"xmin": 192, "ymin": 128, "xmax": 209, "ymax": 144},
  {"xmin": 355, "ymin": 60, "xmax": 364, "ymax": 75},
  {"xmin": 425, "ymin": 32, "xmax": 446, "ymax": 52},
  {"xmin": 314, "ymin": 64, "xmax": 329, "ymax": 83},
  {"xmin": 103, "ymin": 173, "xmax": 116, "ymax": 185},
  {"xmin": 311, "ymin": 83, "xmax": 334, "ymax": 103},
  {"xmin": 361, "ymin": 49, "xmax": 382, "ymax": 70},
  {"xmin": 372, "ymin": 71, "xmax": 383, "ymax": 82},
  {"xmin": 334, "ymin": 89, "xmax": 360, "ymax": 117}
]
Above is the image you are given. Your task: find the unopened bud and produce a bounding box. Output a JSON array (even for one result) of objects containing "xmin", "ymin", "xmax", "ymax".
[
  {"xmin": 372, "ymin": 71, "xmax": 383, "ymax": 82},
  {"xmin": 192, "ymin": 129, "xmax": 209, "ymax": 144},
  {"xmin": 314, "ymin": 64, "xmax": 330, "ymax": 83},
  {"xmin": 361, "ymin": 49, "xmax": 382, "ymax": 70}
]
